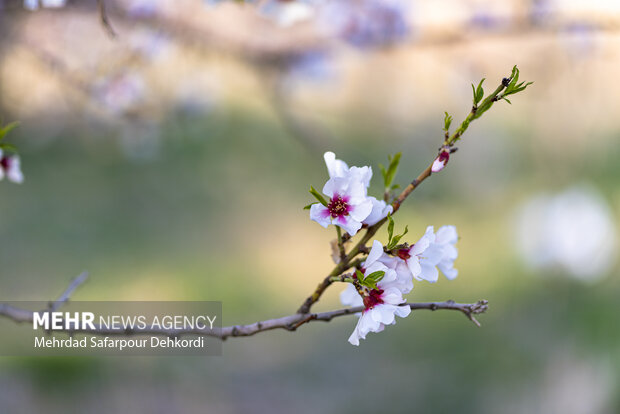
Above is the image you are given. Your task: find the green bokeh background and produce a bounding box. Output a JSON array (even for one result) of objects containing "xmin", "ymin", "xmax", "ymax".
[{"xmin": 1, "ymin": 4, "xmax": 620, "ymax": 413}]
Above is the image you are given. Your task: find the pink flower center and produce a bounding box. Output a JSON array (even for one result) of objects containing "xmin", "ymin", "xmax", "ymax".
[
  {"xmin": 437, "ymin": 150, "xmax": 449, "ymax": 164},
  {"xmin": 363, "ymin": 288, "xmax": 384, "ymax": 310},
  {"xmin": 397, "ymin": 248, "xmax": 411, "ymax": 261},
  {"xmin": 0, "ymin": 157, "xmax": 10, "ymax": 171},
  {"xmin": 327, "ymin": 194, "xmax": 350, "ymax": 219}
]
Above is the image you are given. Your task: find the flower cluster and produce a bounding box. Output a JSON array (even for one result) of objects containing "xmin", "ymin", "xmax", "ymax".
[
  {"xmin": 309, "ymin": 152, "xmax": 459, "ymax": 345},
  {"xmin": 343, "ymin": 226, "xmax": 458, "ymax": 345}
]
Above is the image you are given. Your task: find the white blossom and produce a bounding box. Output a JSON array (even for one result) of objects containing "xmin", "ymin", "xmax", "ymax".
[
  {"xmin": 395, "ymin": 226, "xmax": 459, "ymax": 283},
  {"xmin": 0, "ymin": 152, "xmax": 24, "ymax": 184},
  {"xmin": 341, "ymin": 240, "xmax": 411, "ymax": 346},
  {"xmin": 363, "ymin": 196, "xmax": 393, "ymax": 226},
  {"xmin": 310, "ymin": 152, "xmax": 373, "ymax": 236}
]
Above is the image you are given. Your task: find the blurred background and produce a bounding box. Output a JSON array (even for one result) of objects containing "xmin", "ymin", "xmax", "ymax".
[{"xmin": 0, "ymin": 0, "xmax": 619, "ymax": 412}]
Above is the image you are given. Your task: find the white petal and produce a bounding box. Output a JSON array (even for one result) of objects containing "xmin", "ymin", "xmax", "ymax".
[
  {"xmin": 390, "ymin": 261, "xmax": 414, "ymax": 294},
  {"xmin": 411, "ymin": 230, "xmax": 434, "ymax": 255},
  {"xmin": 336, "ymin": 216, "xmax": 362, "ymax": 236},
  {"xmin": 363, "ymin": 197, "xmax": 393, "ymax": 226},
  {"xmin": 394, "ymin": 305, "xmax": 411, "ymax": 318},
  {"xmin": 435, "ymin": 225, "xmax": 458, "ymax": 245},
  {"xmin": 356, "ymin": 311, "xmax": 382, "ymax": 340},
  {"xmin": 348, "ymin": 198, "xmax": 373, "ymax": 222},
  {"xmin": 431, "ymin": 158, "xmax": 446, "ymax": 173},
  {"xmin": 348, "ymin": 320, "xmax": 362, "ymax": 346},
  {"xmin": 416, "ymin": 260, "xmax": 439, "ymax": 283},
  {"xmin": 369, "ymin": 305, "xmax": 396, "ymax": 325},
  {"xmin": 438, "ymin": 262, "xmax": 458, "ymax": 280},
  {"xmin": 379, "ymin": 267, "xmax": 398, "ymax": 285},
  {"xmin": 324, "ymin": 151, "xmax": 349, "ymax": 178},
  {"xmin": 345, "ymin": 177, "xmax": 368, "ymax": 200},
  {"xmin": 322, "ymin": 176, "xmax": 348, "ymax": 198},
  {"xmin": 364, "ymin": 261, "xmax": 389, "ymax": 279},
  {"xmin": 406, "ymin": 256, "xmax": 421, "ymax": 278},
  {"xmin": 379, "ymin": 287, "xmax": 405, "ymax": 305},
  {"xmin": 378, "ymin": 253, "xmax": 399, "ymax": 269},
  {"xmin": 340, "ymin": 284, "xmax": 363, "ymax": 307},
  {"xmin": 442, "ymin": 244, "xmax": 458, "ymax": 261},
  {"xmin": 309, "ymin": 204, "xmax": 331, "ymax": 228},
  {"xmin": 7, "ymin": 156, "xmax": 23, "ymax": 184},
  {"xmin": 423, "ymin": 243, "xmax": 444, "ymax": 265},
  {"xmin": 366, "ymin": 240, "xmax": 384, "ymax": 267},
  {"xmin": 348, "ymin": 165, "xmax": 372, "ymax": 188}
]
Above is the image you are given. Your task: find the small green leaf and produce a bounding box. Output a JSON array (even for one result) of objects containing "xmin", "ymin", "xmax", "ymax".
[
  {"xmin": 475, "ymin": 78, "xmax": 485, "ymax": 104},
  {"xmin": 365, "ymin": 271, "xmax": 385, "ymax": 283},
  {"xmin": 355, "ymin": 269, "xmax": 365, "ymax": 281},
  {"xmin": 387, "ymin": 214, "xmax": 394, "ymax": 244},
  {"xmin": 388, "ymin": 225, "xmax": 408, "ymax": 249},
  {"xmin": 0, "ymin": 121, "xmax": 19, "ymax": 141},
  {"xmin": 309, "ymin": 186, "xmax": 328, "ymax": 207},
  {"xmin": 303, "ymin": 203, "xmax": 313, "ymax": 210},
  {"xmin": 379, "ymin": 163, "xmax": 387, "ymax": 184},
  {"xmin": 383, "ymin": 152, "xmax": 401, "ymax": 189},
  {"xmin": 0, "ymin": 143, "xmax": 17, "ymax": 152},
  {"xmin": 443, "ymin": 112, "xmax": 453, "ymax": 131}
]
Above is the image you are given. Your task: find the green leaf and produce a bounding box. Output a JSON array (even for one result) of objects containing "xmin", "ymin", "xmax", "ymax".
[
  {"xmin": 379, "ymin": 163, "xmax": 387, "ymax": 184},
  {"xmin": 388, "ymin": 225, "xmax": 408, "ymax": 249},
  {"xmin": 303, "ymin": 203, "xmax": 313, "ymax": 210},
  {"xmin": 382, "ymin": 153, "xmax": 401, "ymax": 189},
  {"xmin": 365, "ymin": 271, "xmax": 385, "ymax": 283},
  {"xmin": 355, "ymin": 269, "xmax": 365, "ymax": 281},
  {"xmin": 387, "ymin": 214, "xmax": 394, "ymax": 244},
  {"xmin": 309, "ymin": 186, "xmax": 328, "ymax": 207},
  {"xmin": 0, "ymin": 121, "xmax": 19, "ymax": 141},
  {"xmin": 475, "ymin": 78, "xmax": 485, "ymax": 104},
  {"xmin": 472, "ymin": 79, "xmax": 485, "ymax": 105},
  {"xmin": 443, "ymin": 112, "xmax": 453, "ymax": 131},
  {"xmin": 0, "ymin": 143, "xmax": 17, "ymax": 152}
]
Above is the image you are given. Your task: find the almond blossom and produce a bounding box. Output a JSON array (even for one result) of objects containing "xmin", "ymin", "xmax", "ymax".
[
  {"xmin": 0, "ymin": 151, "xmax": 24, "ymax": 184},
  {"xmin": 396, "ymin": 226, "xmax": 459, "ymax": 283},
  {"xmin": 310, "ymin": 152, "xmax": 373, "ymax": 236},
  {"xmin": 341, "ymin": 240, "xmax": 411, "ymax": 346}
]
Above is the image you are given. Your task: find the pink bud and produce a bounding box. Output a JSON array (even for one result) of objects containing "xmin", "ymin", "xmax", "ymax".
[{"xmin": 431, "ymin": 150, "xmax": 450, "ymax": 173}]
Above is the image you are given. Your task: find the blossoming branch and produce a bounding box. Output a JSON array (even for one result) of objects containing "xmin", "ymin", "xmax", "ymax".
[{"xmin": 0, "ymin": 66, "xmax": 531, "ymax": 345}]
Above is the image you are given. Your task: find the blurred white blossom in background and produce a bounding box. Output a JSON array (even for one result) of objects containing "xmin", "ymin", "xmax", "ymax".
[{"xmin": 514, "ymin": 185, "xmax": 618, "ymax": 282}]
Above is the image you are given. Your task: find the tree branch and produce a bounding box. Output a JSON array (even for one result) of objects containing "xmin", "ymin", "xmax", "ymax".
[{"xmin": 0, "ymin": 287, "xmax": 488, "ymax": 340}]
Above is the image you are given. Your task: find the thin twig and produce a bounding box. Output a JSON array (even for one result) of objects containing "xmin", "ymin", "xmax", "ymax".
[
  {"xmin": 97, "ymin": 0, "xmax": 117, "ymax": 38},
  {"xmin": 48, "ymin": 272, "xmax": 89, "ymax": 312}
]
